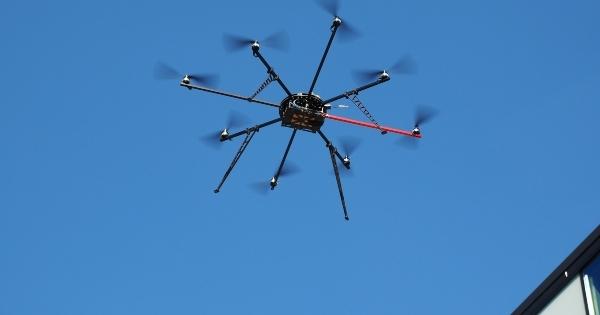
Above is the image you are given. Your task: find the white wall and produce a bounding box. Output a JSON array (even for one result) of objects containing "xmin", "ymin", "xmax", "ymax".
[{"xmin": 539, "ymin": 275, "xmax": 587, "ymax": 315}]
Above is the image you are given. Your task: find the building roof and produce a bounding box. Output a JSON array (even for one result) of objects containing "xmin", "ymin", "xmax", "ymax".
[{"xmin": 513, "ymin": 224, "xmax": 600, "ymax": 314}]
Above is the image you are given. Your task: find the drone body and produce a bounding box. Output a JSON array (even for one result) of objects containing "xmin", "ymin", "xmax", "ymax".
[
  {"xmin": 159, "ymin": 4, "xmax": 433, "ymax": 220},
  {"xmin": 280, "ymin": 93, "xmax": 326, "ymax": 132}
]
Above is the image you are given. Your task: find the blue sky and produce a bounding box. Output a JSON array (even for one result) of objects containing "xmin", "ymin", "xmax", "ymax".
[{"xmin": 1, "ymin": 0, "xmax": 599, "ymax": 314}]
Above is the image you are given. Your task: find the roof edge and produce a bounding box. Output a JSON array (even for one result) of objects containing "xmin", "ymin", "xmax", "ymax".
[{"xmin": 512, "ymin": 224, "xmax": 600, "ymax": 315}]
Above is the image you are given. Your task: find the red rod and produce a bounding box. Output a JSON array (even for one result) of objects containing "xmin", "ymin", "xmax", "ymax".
[{"xmin": 324, "ymin": 113, "xmax": 421, "ymax": 138}]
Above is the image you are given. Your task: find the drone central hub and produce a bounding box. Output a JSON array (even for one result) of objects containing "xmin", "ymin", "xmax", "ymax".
[{"xmin": 279, "ymin": 93, "xmax": 327, "ymax": 132}]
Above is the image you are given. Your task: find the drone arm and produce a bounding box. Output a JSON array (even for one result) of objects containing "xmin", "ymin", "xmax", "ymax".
[
  {"xmin": 321, "ymin": 77, "xmax": 390, "ymax": 105},
  {"xmin": 180, "ymin": 82, "xmax": 280, "ymax": 108},
  {"xmin": 272, "ymin": 129, "xmax": 297, "ymax": 189},
  {"xmin": 221, "ymin": 118, "xmax": 282, "ymax": 142},
  {"xmin": 317, "ymin": 130, "xmax": 349, "ymax": 169},
  {"xmin": 254, "ymin": 51, "xmax": 293, "ymax": 97},
  {"xmin": 324, "ymin": 114, "xmax": 420, "ymax": 138},
  {"xmin": 308, "ymin": 23, "xmax": 340, "ymax": 95}
]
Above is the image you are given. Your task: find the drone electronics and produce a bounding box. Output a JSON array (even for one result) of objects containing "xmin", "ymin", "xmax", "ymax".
[{"xmin": 156, "ymin": 0, "xmax": 436, "ymax": 221}]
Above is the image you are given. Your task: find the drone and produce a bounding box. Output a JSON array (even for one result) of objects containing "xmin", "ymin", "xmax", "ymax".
[{"xmin": 156, "ymin": 0, "xmax": 435, "ymax": 220}]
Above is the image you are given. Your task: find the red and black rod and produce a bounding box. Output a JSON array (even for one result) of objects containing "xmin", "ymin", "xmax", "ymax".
[{"xmin": 324, "ymin": 113, "xmax": 421, "ymax": 138}]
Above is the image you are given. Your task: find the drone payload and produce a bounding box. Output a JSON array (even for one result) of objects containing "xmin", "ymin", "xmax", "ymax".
[{"xmin": 157, "ymin": 0, "xmax": 435, "ymax": 220}]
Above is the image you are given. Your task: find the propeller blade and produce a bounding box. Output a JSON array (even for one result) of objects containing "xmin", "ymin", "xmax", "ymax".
[
  {"xmin": 331, "ymin": 166, "xmax": 353, "ymax": 176},
  {"xmin": 155, "ymin": 61, "xmax": 218, "ymax": 87},
  {"xmin": 199, "ymin": 131, "xmax": 223, "ymax": 149},
  {"xmin": 352, "ymin": 69, "xmax": 383, "ymax": 83},
  {"xmin": 223, "ymin": 33, "xmax": 255, "ymax": 52},
  {"xmin": 250, "ymin": 163, "xmax": 300, "ymax": 194},
  {"xmin": 330, "ymin": 161, "xmax": 354, "ymax": 177},
  {"xmin": 223, "ymin": 31, "xmax": 290, "ymax": 52},
  {"xmin": 317, "ymin": 0, "xmax": 340, "ymax": 16},
  {"xmin": 415, "ymin": 105, "xmax": 438, "ymax": 127},
  {"xmin": 225, "ymin": 111, "xmax": 249, "ymax": 130},
  {"xmin": 278, "ymin": 162, "xmax": 300, "ymax": 177},
  {"xmin": 333, "ymin": 137, "xmax": 359, "ymax": 176},
  {"xmin": 188, "ymin": 73, "xmax": 219, "ymax": 87},
  {"xmin": 352, "ymin": 55, "xmax": 416, "ymax": 83},
  {"xmin": 397, "ymin": 105, "xmax": 438, "ymax": 149},
  {"xmin": 339, "ymin": 136, "xmax": 361, "ymax": 156},
  {"xmin": 154, "ymin": 61, "xmax": 180, "ymax": 80},
  {"xmin": 250, "ymin": 181, "xmax": 270, "ymax": 195},
  {"xmin": 198, "ymin": 111, "xmax": 249, "ymax": 149},
  {"xmin": 340, "ymin": 166, "xmax": 354, "ymax": 176},
  {"xmin": 262, "ymin": 31, "xmax": 290, "ymax": 51},
  {"xmin": 316, "ymin": 0, "xmax": 360, "ymax": 41},
  {"xmin": 389, "ymin": 55, "xmax": 417, "ymax": 75},
  {"xmin": 337, "ymin": 19, "xmax": 360, "ymax": 41},
  {"xmin": 336, "ymin": 162, "xmax": 354, "ymax": 176}
]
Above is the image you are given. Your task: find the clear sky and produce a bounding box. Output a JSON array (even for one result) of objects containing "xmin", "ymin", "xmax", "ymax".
[{"xmin": 1, "ymin": 0, "xmax": 599, "ymax": 314}]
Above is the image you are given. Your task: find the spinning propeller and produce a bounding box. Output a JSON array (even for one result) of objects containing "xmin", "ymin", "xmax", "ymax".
[
  {"xmin": 334, "ymin": 136, "xmax": 361, "ymax": 176},
  {"xmin": 413, "ymin": 105, "xmax": 437, "ymax": 133},
  {"xmin": 352, "ymin": 55, "xmax": 417, "ymax": 83},
  {"xmin": 251, "ymin": 163, "xmax": 300, "ymax": 194},
  {"xmin": 154, "ymin": 61, "xmax": 219, "ymax": 87},
  {"xmin": 223, "ymin": 31, "xmax": 290, "ymax": 52},
  {"xmin": 316, "ymin": 0, "xmax": 360, "ymax": 41},
  {"xmin": 398, "ymin": 105, "xmax": 438, "ymax": 149},
  {"xmin": 339, "ymin": 136, "xmax": 361, "ymax": 168},
  {"xmin": 200, "ymin": 111, "xmax": 249, "ymax": 149}
]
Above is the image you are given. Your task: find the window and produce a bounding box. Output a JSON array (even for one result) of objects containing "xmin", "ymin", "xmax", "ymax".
[{"xmin": 584, "ymin": 254, "xmax": 600, "ymax": 315}]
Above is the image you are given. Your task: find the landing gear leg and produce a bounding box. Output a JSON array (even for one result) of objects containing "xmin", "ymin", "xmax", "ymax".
[
  {"xmin": 213, "ymin": 129, "xmax": 257, "ymax": 193},
  {"xmin": 327, "ymin": 141, "xmax": 349, "ymax": 221}
]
